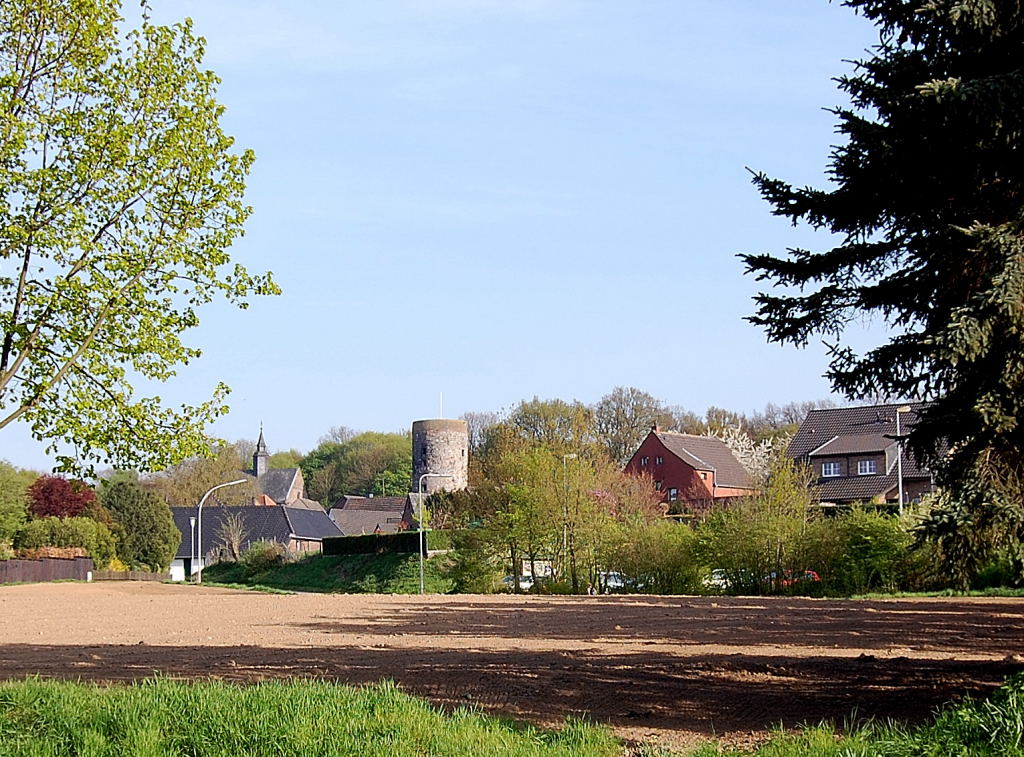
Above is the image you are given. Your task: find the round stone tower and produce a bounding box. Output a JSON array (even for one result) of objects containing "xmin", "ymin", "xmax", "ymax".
[{"xmin": 411, "ymin": 419, "xmax": 469, "ymax": 494}]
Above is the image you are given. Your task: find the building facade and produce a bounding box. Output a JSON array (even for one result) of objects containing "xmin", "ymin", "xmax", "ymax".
[{"xmin": 623, "ymin": 429, "xmax": 756, "ymax": 510}]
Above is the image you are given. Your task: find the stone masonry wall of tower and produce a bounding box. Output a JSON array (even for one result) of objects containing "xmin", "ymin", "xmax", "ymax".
[{"xmin": 411, "ymin": 419, "xmax": 469, "ymax": 494}]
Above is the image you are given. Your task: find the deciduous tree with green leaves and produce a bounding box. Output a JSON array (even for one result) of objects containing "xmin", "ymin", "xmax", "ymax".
[
  {"xmin": 740, "ymin": 0, "xmax": 1024, "ymax": 576},
  {"xmin": 300, "ymin": 432, "xmax": 411, "ymax": 504},
  {"xmin": 0, "ymin": 460, "xmax": 35, "ymax": 541},
  {"xmin": 144, "ymin": 442, "xmax": 257, "ymax": 508},
  {"xmin": 0, "ymin": 0, "xmax": 277, "ymax": 474}
]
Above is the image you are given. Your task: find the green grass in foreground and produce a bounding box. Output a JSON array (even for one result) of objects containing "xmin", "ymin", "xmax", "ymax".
[
  {"xmin": 690, "ymin": 672, "xmax": 1024, "ymax": 757},
  {"xmin": 0, "ymin": 675, "xmax": 1022, "ymax": 756},
  {"xmin": 0, "ymin": 678, "xmax": 620, "ymax": 757},
  {"xmin": 202, "ymin": 552, "xmax": 454, "ymax": 594}
]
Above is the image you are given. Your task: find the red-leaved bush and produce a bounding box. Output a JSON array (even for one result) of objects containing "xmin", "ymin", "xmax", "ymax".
[{"xmin": 27, "ymin": 476, "xmax": 97, "ymax": 519}]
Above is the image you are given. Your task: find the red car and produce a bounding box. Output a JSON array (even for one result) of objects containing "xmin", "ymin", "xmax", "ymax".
[{"xmin": 765, "ymin": 569, "xmax": 821, "ymax": 587}]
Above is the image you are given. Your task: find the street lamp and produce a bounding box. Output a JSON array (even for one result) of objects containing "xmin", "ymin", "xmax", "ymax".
[
  {"xmin": 561, "ymin": 454, "xmax": 577, "ymax": 559},
  {"xmin": 189, "ymin": 516, "xmax": 196, "ymax": 580},
  {"xmin": 895, "ymin": 406, "xmax": 912, "ymax": 516},
  {"xmin": 196, "ymin": 479, "xmax": 247, "ymax": 584},
  {"xmin": 417, "ymin": 472, "xmax": 452, "ymax": 594}
]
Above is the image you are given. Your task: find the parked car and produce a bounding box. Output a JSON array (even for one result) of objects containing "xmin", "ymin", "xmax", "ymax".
[
  {"xmin": 765, "ymin": 569, "xmax": 821, "ymax": 588},
  {"xmin": 502, "ymin": 575, "xmax": 534, "ymax": 591},
  {"xmin": 702, "ymin": 569, "xmax": 731, "ymax": 590}
]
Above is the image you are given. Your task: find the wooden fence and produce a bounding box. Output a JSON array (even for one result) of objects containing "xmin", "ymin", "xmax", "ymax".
[
  {"xmin": 0, "ymin": 557, "xmax": 93, "ymax": 584},
  {"xmin": 92, "ymin": 570, "xmax": 169, "ymax": 582}
]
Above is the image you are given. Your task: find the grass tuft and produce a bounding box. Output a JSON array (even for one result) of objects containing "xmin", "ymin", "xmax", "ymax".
[
  {"xmin": 0, "ymin": 678, "xmax": 620, "ymax": 757},
  {"xmin": 684, "ymin": 673, "xmax": 1024, "ymax": 756}
]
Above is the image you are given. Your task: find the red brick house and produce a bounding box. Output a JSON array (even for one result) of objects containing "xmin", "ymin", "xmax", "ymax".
[{"xmin": 623, "ymin": 429, "xmax": 756, "ymax": 509}]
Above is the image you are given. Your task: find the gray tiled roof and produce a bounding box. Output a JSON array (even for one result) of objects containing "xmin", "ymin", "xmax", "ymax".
[
  {"xmin": 258, "ymin": 468, "xmax": 301, "ymax": 504},
  {"xmin": 171, "ymin": 505, "xmax": 339, "ymax": 559},
  {"xmin": 332, "ymin": 509, "xmax": 408, "ymax": 536},
  {"xmin": 808, "ymin": 433, "xmax": 894, "ymax": 457},
  {"xmin": 283, "ymin": 506, "xmax": 342, "ymax": 540},
  {"xmin": 332, "ymin": 495, "xmax": 408, "ymax": 512},
  {"xmin": 789, "ymin": 403, "xmax": 935, "ymax": 504},
  {"xmin": 788, "ymin": 403, "xmax": 930, "ymax": 478},
  {"xmin": 655, "ymin": 432, "xmax": 753, "ymax": 489},
  {"xmin": 815, "ymin": 471, "xmax": 900, "ymax": 502},
  {"xmin": 288, "ymin": 497, "xmax": 326, "ymax": 511}
]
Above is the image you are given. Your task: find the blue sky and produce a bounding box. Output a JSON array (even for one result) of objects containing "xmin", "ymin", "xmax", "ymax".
[{"xmin": 7, "ymin": 1, "xmax": 885, "ymax": 471}]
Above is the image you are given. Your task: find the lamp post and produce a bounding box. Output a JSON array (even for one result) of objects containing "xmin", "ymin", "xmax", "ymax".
[
  {"xmin": 196, "ymin": 479, "xmax": 247, "ymax": 584},
  {"xmin": 417, "ymin": 472, "xmax": 452, "ymax": 594},
  {"xmin": 895, "ymin": 406, "xmax": 912, "ymax": 516},
  {"xmin": 561, "ymin": 454, "xmax": 577, "ymax": 560},
  {"xmin": 189, "ymin": 516, "xmax": 196, "ymax": 580}
]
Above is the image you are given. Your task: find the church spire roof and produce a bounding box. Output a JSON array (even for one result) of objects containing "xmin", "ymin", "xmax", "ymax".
[{"xmin": 253, "ymin": 424, "xmax": 269, "ymax": 478}]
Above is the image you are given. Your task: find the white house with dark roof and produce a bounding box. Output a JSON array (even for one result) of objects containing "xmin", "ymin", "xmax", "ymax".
[{"xmin": 169, "ymin": 504, "xmax": 342, "ymax": 581}]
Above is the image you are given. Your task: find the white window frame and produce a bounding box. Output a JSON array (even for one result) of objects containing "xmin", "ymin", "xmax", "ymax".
[
  {"xmin": 668, "ymin": 487, "xmax": 678, "ymax": 502},
  {"xmin": 656, "ymin": 456, "xmax": 663, "ymax": 465},
  {"xmin": 821, "ymin": 462, "xmax": 841, "ymax": 477},
  {"xmin": 857, "ymin": 459, "xmax": 877, "ymax": 475},
  {"xmin": 640, "ymin": 456, "xmax": 649, "ymax": 466}
]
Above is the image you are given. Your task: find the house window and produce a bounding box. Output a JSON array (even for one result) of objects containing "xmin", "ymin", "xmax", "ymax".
[
  {"xmin": 656, "ymin": 456, "xmax": 663, "ymax": 465},
  {"xmin": 822, "ymin": 462, "xmax": 841, "ymax": 477},
  {"xmin": 668, "ymin": 488, "xmax": 678, "ymax": 502},
  {"xmin": 654, "ymin": 480, "xmax": 662, "ymax": 491},
  {"xmin": 700, "ymin": 471, "xmax": 707, "ymax": 480},
  {"xmin": 640, "ymin": 456, "xmax": 649, "ymax": 466},
  {"xmin": 857, "ymin": 460, "xmax": 877, "ymax": 475}
]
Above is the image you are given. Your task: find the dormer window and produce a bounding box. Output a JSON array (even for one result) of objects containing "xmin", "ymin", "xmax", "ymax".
[
  {"xmin": 822, "ymin": 462, "xmax": 841, "ymax": 477},
  {"xmin": 857, "ymin": 460, "xmax": 877, "ymax": 475}
]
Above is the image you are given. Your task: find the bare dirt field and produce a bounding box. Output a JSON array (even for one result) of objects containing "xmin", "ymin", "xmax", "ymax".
[{"xmin": 1, "ymin": 583, "xmax": 1022, "ymax": 749}]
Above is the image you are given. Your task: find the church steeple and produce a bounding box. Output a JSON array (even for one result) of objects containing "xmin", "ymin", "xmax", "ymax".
[{"xmin": 253, "ymin": 424, "xmax": 269, "ymax": 478}]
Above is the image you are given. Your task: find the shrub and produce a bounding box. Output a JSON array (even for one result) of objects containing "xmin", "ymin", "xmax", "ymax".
[
  {"xmin": 240, "ymin": 540, "xmax": 287, "ymax": 575},
  {"xmin": 13, "ymin": 516, "xmax": 117, "ymax": 569},
  {"xmin": 603, "ymin": 518, "xmax": 703, "ymax": 594},
  {"xmin": 27, "ymin": 475, "xmax": 96, "ymax": 519},
  {"xmin": 831, "ymin": 508, "xmax": 914, "ymax": 594},
  {"xmin": 973, "ymin": 550, "xmax": 1024, "ymax": 589},
  {"xmin": 447, "ymin": 527, "xmax": 503, "ymax": 593}
]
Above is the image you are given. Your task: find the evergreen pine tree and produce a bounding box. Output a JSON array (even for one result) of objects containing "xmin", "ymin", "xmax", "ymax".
[{"xmin": 741, "ymin": 0, "xmax": 1024, "ymax": 579}]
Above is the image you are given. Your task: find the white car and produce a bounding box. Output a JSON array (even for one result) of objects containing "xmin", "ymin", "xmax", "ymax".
[
  {"xmin": 502, "ymin": 575, "xmax": 534, "ymax": 590},
  {"xmin": 702, "ymin": 569, "xmax": 731, "ymax": 590}
]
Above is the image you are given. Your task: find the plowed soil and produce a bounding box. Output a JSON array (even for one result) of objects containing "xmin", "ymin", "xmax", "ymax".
[{"xmin": 1, "ymin": 582, "xmax": 1022, "ymax": 750}]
